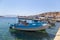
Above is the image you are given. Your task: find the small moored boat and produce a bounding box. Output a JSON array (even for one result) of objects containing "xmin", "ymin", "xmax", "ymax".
[{"xmin": 9, "ymin": 18, "xmax": 49, "ymax": 31}]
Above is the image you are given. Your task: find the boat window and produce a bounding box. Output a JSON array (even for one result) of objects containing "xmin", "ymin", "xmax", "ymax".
[{"xmin": 26, "ymin": 20, "xmax": 33, "ymax": 23}]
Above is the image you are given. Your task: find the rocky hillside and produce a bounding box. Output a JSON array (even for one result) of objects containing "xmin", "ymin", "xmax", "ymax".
[
  {"xmin": 40, "ymin": 12, "xmax": 60, "ymax": 17},
  {"xmin": 28, "ymin": 12, "xmax": 60, "ymax": 18}
]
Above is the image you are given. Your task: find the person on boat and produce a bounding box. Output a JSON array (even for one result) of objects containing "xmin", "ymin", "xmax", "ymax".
[
  {"xmin": 18, "ymin": 19, "xmax": 28, "ymax": 26},
  {"xmin": 18, "ymin": 19, "xmax": 24, "ymax": 25},
  {"xmin": 22, "ymin": 21, "xmax": 28, "ymax": 26}
]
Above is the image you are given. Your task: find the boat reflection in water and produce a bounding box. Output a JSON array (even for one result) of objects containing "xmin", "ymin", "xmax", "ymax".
[{"xmin": 9, "ymin": 29, "xmax": 53, "ymax": 40}]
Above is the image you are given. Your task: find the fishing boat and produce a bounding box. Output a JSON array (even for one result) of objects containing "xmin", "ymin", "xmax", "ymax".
[{"xmin": 9, "ymin": 17, "xmax": 49, "ymax": 31}]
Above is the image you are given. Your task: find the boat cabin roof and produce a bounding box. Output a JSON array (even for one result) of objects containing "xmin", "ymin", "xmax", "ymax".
[{"xmin": 18, "ymin": 18, "xmax": 40, "ymax": 21}]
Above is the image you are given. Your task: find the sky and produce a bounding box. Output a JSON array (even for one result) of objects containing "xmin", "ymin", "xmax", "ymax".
[{"xmin": 0, "ymin": 0, "xmax": 60, "ymax": 16}]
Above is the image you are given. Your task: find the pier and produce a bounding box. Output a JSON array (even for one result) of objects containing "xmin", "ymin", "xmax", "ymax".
[{"xmin": 54, "ymin": 28, "xmax": 60, "ymax": 40}]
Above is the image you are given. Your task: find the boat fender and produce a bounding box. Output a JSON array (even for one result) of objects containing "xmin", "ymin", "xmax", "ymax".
[{"xmin": 42, "ymin": 24, "xmax": 47, "ymax": 26}]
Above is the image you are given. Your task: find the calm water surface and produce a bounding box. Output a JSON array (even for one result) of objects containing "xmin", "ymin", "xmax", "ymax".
[{"xmin": 0, "ymin": 17, "xmax": 60, "ymax": 40}]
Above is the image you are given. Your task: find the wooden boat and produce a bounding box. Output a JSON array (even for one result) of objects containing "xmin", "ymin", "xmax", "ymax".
[{"xmin": 9, "ymin": 18, "xmax": 49, "ymax": 31}]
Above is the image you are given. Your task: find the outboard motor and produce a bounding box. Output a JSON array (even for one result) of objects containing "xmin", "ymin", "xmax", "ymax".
[{"xmin": 10, "ymin": 24, "xmax": 14, "ymax": 29}]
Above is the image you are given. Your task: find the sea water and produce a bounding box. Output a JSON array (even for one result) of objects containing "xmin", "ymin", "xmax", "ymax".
[{"xmin": 0, "ymin": 17, "xmax": 60, "ymax": 40}]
